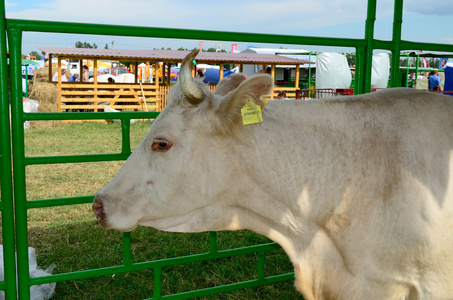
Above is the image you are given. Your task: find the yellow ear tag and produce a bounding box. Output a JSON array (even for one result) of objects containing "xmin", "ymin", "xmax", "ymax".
[{"xmin": 241, "ymin": 98, "xmax": 263, "ymax": 125}]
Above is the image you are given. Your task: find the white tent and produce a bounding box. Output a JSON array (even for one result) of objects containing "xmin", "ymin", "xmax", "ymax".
[
  {"xmin": 316, "ymin": 53, "xmax": 352, "ymax": 89},
  {"xmin": 371, "ymin": 53, "xmax": 390, "ymax": 88}
]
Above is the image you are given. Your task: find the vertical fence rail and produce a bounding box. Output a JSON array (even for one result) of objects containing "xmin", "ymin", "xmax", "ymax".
[
  {"xmin": 0, "ymin": 1, "xmax": 18, "ymax": 299},
  {"xmin": 362, "ymin": 0, "xmax": 377, "ymax": 94},
  {"xmin": 390, "ymin": 0, "xmax": 404, "ymax": 88},
  {"xmin": 8, "ymin": 26, "xmax": 32, "ymax": 300}
]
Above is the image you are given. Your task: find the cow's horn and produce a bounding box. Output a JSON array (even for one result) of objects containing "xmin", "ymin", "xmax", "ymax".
[{"xmin": 180, "ymin": 50, "xmax": 204, "ymax": 105}]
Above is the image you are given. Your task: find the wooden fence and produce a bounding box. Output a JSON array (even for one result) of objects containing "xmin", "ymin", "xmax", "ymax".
[{"xmin": 58, "ymin": 82, "xmax": 163, "ymax": 112}]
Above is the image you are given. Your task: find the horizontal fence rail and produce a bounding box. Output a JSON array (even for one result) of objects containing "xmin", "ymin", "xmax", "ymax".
[{"xmin": 3, "ymin": 0, "xmax": 453, "ymax": 299}]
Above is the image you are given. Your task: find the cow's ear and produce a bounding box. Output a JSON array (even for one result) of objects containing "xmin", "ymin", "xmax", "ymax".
[
  {"xmin": 213, "ymin": 74, "xmax": 247, "ymax": 96},
  {"xmin": 216, "ymin": 74, "xmax": 273, "ymax": 125}
]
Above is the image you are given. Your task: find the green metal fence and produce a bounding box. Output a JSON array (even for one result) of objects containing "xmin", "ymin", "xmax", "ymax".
[
  {"xmin": 2, "ymin": 0, "xmax": 453, "ymax": 299},
  {"xmin": 0, "ymin": 2, "xmax": 18, "ymax": 299}
]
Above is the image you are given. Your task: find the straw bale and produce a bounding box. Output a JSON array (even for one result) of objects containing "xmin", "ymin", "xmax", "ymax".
[
  {"xmin": 32, "ymin": 67, "xmax": 49, "ymax": 83},
  {"xmin": 29, "ymin": 82, "xmax": 59, "ymax": 112},
  {"xmin": 28, "ymin": 69, "xmax": 64, "ymax": 128}
]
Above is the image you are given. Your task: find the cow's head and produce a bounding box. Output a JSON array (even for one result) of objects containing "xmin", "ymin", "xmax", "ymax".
[{"xmin": 93, "ymin": 50, "xmax": 273, "ymax": 232}]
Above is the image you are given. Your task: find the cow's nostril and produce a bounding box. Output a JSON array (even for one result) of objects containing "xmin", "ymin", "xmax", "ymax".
[{"xmin": 93, "ymin": 200, "xmax": 104, "ymax": 221}]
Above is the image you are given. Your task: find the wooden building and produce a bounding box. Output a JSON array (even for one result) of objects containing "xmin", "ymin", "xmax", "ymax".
[{"xmin": 38, "ymin": 47, "xmax": 312, "ymax": 112}]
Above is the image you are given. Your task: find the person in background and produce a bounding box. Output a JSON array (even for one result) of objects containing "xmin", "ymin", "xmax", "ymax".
[
  {"xmin": 429, "ymin": 70, "xmax": 442, "ymax": 91},
  {"xmin": 69, "ymin": 73, "xmax": 79, "ymax": 82},
  {"xmin": 82, "ymin": 65, "xmax": 89, "ymax": 82},
  {"xmin": 278, "ymin": 91, "xmax": 287, "ymax": 99},
  {"xmin": 52, "ymin": 67, "xmax": 67, "ymax": 82}
]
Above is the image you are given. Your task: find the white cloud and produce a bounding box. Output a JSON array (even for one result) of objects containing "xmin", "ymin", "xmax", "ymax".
[
  {"xmin": 405, "ymin": 0, "xmax": 453, "ymax": 16},
  {"xmin": 5, "ymin": 0, "xmax": 17, "ymax": 8}
]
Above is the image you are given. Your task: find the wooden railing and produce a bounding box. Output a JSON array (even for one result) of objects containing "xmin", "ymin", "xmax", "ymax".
[{"xmin": 58, "ymin": 82, "xmax": 162, "ymax": 112}]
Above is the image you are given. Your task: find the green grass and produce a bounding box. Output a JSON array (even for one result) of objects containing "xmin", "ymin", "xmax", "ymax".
[{"xmin": 3, "ymin": 121, "xmax": 302, "ymax": 299}]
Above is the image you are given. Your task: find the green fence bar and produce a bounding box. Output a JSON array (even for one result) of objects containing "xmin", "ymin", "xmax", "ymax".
[
  {"xmin": 0, "ymin": 1, "xmax": 18, "ymax": 299},
  {"xmin": 7, "ymin": 18, "xmax": 366, "ymax": 50}
]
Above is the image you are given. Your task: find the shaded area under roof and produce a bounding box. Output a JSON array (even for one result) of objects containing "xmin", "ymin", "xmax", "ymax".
[
  {"xmin": 407, "ymin": 52, "xmax": 453, "ymax": 58},
  {"xmin": 37, "ymin": 47, "xmax": 312, "ymax": 65}
]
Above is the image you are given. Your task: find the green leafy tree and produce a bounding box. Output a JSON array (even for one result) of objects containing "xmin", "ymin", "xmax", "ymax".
[
  {"xmin": 29, "ymin": 51, "xmax": 41, "ymax": 58},
  {"xmin": 75, "ymin": 41, "xmax": 98, "ymax": 49}
]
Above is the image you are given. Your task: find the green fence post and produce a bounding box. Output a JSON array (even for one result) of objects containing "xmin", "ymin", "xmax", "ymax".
[
  {"xmin": 355, "ymin": 47, "xmax": 365, "ymax": 95},
  {"xmin": 121, "ymin": 119, "xmax": 132, "ymax": 156},
  {"xmin": 8, "ymin": 27, "xmax": 32, "ymax": 300},
  {"xmin": 153, "ymin": 267, "xmax": 162, "ymax": 299},
  {"xmin": 363, "ymin": 0, "xmax": 377, "ymax": 94},
  {"xmin": 308, "ymin": 52, "xmax": 312, "ymax": 90},
  {"xmin": 390, "ymin": 0, "xmax": 403, "ymax": 88},
  {"xmin": 416, "ymin": 54, "xmax": 420, "ymax": 78},
  {"xmin": 0, "ymin": 2, "xmax": 18, "ymax": 299}
]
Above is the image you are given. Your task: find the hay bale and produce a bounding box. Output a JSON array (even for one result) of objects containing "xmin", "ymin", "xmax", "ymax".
[
  {"xmin": 29, "ymin": 82, "xmax": 59, "ymax": 112},
  {"xmin": 28, "ymin": 68, "xmax": 64, "ymax": 128},
  {"xmin": 32, "ymin": 67, "xmax": 50, "ymax": 83}
]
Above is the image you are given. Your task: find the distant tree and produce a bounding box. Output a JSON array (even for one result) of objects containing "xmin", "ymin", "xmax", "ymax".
[
  {"xmin": 177, "ymin": 47, "xmax": 187, "ymax": 51},
  {"xmin": 75, "ymin": 41, "xmax": 98, "ymax": 49},
  {"xmin": 206, "ymin": 47, "xmax": 216, "ymax": 52},
  {"xmin": 29, "ymin": 51, "xmax": 41, "ymax": 58},
  {"xmin": 105, "ymin": 44, "xmax": 109, "ymax": 49}
]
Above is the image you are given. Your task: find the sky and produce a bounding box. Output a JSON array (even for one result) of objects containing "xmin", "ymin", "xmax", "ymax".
[{"xmin": 4, "ymin": 0, "xmax": 453, "ymax": 56}]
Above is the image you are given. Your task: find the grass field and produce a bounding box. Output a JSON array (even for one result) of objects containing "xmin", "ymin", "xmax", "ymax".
[{"xmin": 3, "ymin": 121, "xmax": 302, "ymax": 299}]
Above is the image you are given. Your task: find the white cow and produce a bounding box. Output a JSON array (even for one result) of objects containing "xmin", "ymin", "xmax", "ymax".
[{"xmin": 93, "ymin": 50, "xmax": 453, "ymax": 300}]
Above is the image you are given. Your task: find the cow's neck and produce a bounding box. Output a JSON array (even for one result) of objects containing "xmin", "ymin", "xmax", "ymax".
[{"xmin": 221, "ymin": 101, "xmax": 349, "ymax": 262}]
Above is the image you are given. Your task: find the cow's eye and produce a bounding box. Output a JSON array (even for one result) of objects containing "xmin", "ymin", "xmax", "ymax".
[{"xmin": 152, "ymin": 139, "xmax": 173, "ymax": 152}]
